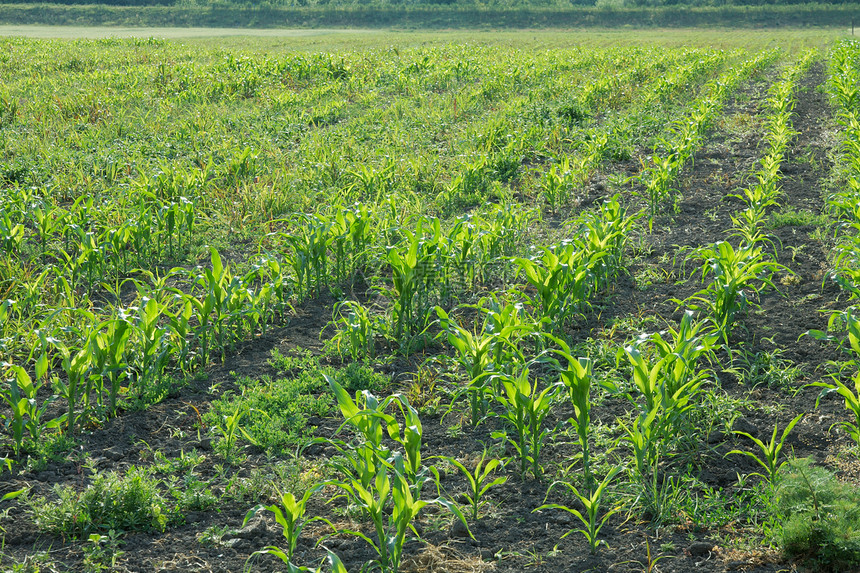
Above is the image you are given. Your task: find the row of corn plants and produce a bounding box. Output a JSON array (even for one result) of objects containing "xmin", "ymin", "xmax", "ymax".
[
  {"xmin": 635, "ymin": 49, "xmax": 780, "ymax": 228},
  {"xmin": 806, "ymin": 40, "xmax": 860, "ymax": 453},
  {"xmin": 537, "ymin": 49, "xmax": 733, "ymax": 213},
  {"xmin": 608, "ymin": 51, "xmax": 818, "ymax": 524},
  {"xmin": 731, "ymin": 50, "xmax": 818, "ymax": 244},
  {"xmin": 685, "ymin": 51, "xmax": 814, "ymax": 342}
]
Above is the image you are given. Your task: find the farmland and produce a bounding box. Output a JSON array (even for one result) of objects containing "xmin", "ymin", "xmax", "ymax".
[{"xmin": 0, "ymin": 29, "xmax": 858, "ymax": 572}]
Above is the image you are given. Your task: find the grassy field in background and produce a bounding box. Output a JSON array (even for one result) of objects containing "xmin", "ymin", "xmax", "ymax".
[{"xmin": 0, "ymin": 25, "xmax": 849, "ymax": 51}]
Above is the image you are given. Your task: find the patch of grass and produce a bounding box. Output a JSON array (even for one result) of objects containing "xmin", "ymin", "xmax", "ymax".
[
  {"xmin": 23, "ymin": 433, "xmax": 79, "ymax": 473},
  {"xmin": 0, "ymin": 551, "xmax": 58, "ymax": 572},
  {"xmin": 778, "ymin": 458, "xmax": 860, "ymax": 572},
  {"xmin": 169, "ymin": 475, "xmax": 218, "ymax": 513},
  {"xmin": 223, "ymin": 457, "xmax": 327, "ymax": 505},
  {"xmin": 633, "ymin": 265, "xmax": 672, "ymax": 291},
  {"xmin": 30, "ymin": 466, "xmax": 171, "ymax": 536},
  {"xmin": 267, "ymin": 347, "xmax": 319, "ymax": 375},
  {"xmin": 205, "ymin": 374, "xmax": 329, "ymax": 456},
  {"xmin": 768, "ymin": 208, "xmax": 829, "ymax": 229},
  {"xmin": 336, "ymin": 361, "xmax": 390, "ymax": 394},
  {"xmin": 735, "ymin": 348, "xmax": 802, "ymax": 391},
  {"xmin": 205, "ymin": 358, "xmax": 389, "ymax": 455},
  {"xmin": 139, "ymin": 445, "xmax": 205, "ymax": 475}
]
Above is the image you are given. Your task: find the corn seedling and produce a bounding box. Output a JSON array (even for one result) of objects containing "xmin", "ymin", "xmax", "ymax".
[
  {"xmin": 438, "ymin": 449, "xmax": 508, "ymax": 521},
  {"xmin": 685, "ymin": 241, "xmax": 788, "ymax": 341},
  {"xmin": 539, "ymin": 156, "xmax": 575, "ymax": 214},
  {"xmin": 622, "ymin": 344, "xmax": 703, "ymax": 435},
  {"xmin": 576, "ymin": 195, "xmax": 638, "ymax": 291},
  {"xmin": 329, "ymin": 300, "xmax": 380, "ymax": 360},
  {"xmin": 727, "ymin": 414, "xmax": 803, "ymax": 490},
  {"xmin": 386, "ymin": 396, "xmax": 430, "ymax": 495},
  {"xmin": 332, "ymin": 468, "xmax": 467, "ymax": 573},
  {"xmin": 536, "ymin": 467, "xmax": 620, "ymax": 554},
  {"xmin": 617, "ymin": 407, "xmax": 662, "ymax": 489},
  {"xmin": 244, "ymin": 484, "xmax": 330, "ymax": 564},
  {"xmin": 490, "ymin": 365, "xmax": 561, "ymax": 480},
  {"xmin": 386, "ymin": 217, "xmax": 443, "ymax": 339},
  {"xmin": 809, "ymin": 309, "xmax": 860, "ymax": 449},
  {"xmin": 514, "ymin": 242, "xmax": 601, "ymax": 331},
  {"xmin": 553, "ymin": 345, "xmax": 596, "ymax": 491},
  {"xmin": 1, "ymin": 364, "xmax": 38, "ymax": 455},
  {"xmin": 52, "ymin": 336, "xmax": 94, "ymax": 436},
  {"xmin": 214, "ymin": 404, "xmax": 257, "ymax": 461},
  {"xmin": 326, "ymin": 376, "xmax": 396, "ymax": 489},
  {"xmin": 436, "ymin": 306, "xmax": 499, "ymax": 426},
  {"xmin": 327, "ymin": 376, "xmax": 429, "ymax": 495},
  {"xmin": 89, "ymin": 317, "xmax": 132, "ymax": 417}
]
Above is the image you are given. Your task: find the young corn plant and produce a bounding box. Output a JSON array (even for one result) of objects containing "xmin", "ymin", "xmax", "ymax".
[
  {"xmin": 128, "ymin": 296, "xmax": 173, "ymax": 397},
  {"xmin": 332, "ymin": 469, "xmax": 463, "ymax": 573},
  {"xmin": 279, "ymin": 214, "xmax": 332, "ymax": 301},
  {"xmin": 445, "ymin": 215, "xmax": 480, "ymax": 294},
  {"xmin": 617, "ymin": 406, "xmax": 662, "ymax": 486},
  {"xmin": 189, "ymin": 248, "xmax": 253, "ymax": 364},
  {"xmin": 21, "ymin": 353, "xmax": 53, "ymax": 447},
  {"xmin": 328, "ymin": 203, "xmax": 372, "ymax": 284},
  {"xmin": 325, "ymin": 376, "xmax": 395, "ymax": 489},
  {"xmin": 52, "ymin": 336, "xmax": 94, "ymax": 436},
  {"xmin": 727, "ymin": 414, "xmax": 803, "ymax": 491},
  {"xmin": 811, "ymin": 309, "xmax": 860, "ymax": 448},
  {"xmin": 436, "ymin": 306, "xmax": 498, "ymax": 426},
  {"xmin": 329, "ymin": 300, "xmax": 381, "ymax": 360},
  {"xmin": 328, "ymin": 376, "xmax": 430, "ymax": 495},
  {"xmin": 576, "ymin": 195, "xmax": 638, "ymax": 291},
  {"xmin": 555, "ymin": 348, "xmax": 596, "ymax": 492},
  {"xmin": 685, "ymin": 241, "xmax": 788, "ymax": 342},
  {"xmin": 638, "ymin": 150, "xmax": 684, "ymax": 229},
  {"xmin": 535, "ymin": 467, "xmax": 620, "ymax": 554},
  {"xmin": 0, "ymin": 363, "xmax": 45, "ymax": 456},
  {"xmin": 513, "ymin": 242, "xmax": 602, "ymax": 331},
  {"xmin": 243, "ymin": 484, "xmax": 329, "ymax": 565},
  {"xmin": 539, "ymin": 156, "xmax": 575, "ymax": 215},
  {"xmin": 478, "ymin": 293, "xmax": 536, "ymax": 371},
  {"xmin": 0, "ymin": 210, "xmax": 24, "ymax": 254},
  {"xmin": 476, "ymin": 203, "xmax": 538, "ymax": 284},
  {"xmin": 30, "ymin": 203, "xmax": 68, "ymax": 255},
  {"xmin": 622, "ymin": 345, "xmax": 700, "ymax": 424},
  {"xmin": 327, "ymin": 380, "xmax": 468, "ymax": 572},
  {"xmin": 644, "ymin": 310, "xmax": 717, "ymax": 404},
  {"xmin": 89, "ymin": 317, "xmax": 132, "ymax": 417},
  {"xmin": 214, "ymin": 403, "xmax": 257, "ymax": 461},
  {"xmin": 616, "ymin": 407, "xmax": 680, "ymax": 523},
  {"xmin": 438, "ymin": 449, "xmax": 507, "ymax": 521},
  {"xmin": 490, "ymin": 365, "xmax": 561, "ymax": 480},
  {"xmin": 386, "ymin": 218, "xmax": 442, "ymax": 340}
]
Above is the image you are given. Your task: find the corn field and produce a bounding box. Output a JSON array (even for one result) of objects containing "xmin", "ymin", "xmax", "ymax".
[{"xmin": 0, "ymin": 31, "xmax": 858, "ymax": 573}]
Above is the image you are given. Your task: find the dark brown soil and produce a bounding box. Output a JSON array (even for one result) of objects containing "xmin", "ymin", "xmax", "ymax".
[{"xmin": 1, "ymin": 61, "xmax": 856, "ymax": 573}]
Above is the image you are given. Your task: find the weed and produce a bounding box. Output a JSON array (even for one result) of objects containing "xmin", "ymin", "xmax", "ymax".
[
  {"xmin": 735, "ymin": 348, "xmax": 802, "ymax": 391},
  {"xmin": 83, "ymin": 530, "xmax": 125, "ymax": 572},
  {"xmin": 30, "ymin": 466, "xmax": 171, "ymax": 536},
  {"xmin": 778, "ymin": 458, "xmax": 860, "ymax": 571}
]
